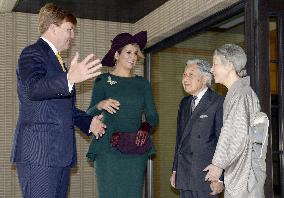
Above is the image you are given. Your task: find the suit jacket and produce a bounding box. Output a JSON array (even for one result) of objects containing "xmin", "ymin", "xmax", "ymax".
[
  {"xmin": 172, "ymin": 88, "xmax": 224, "ymax": 193},
  {"xmin": 11, "ymin": 38, "xmax": 93, "ymax": 167}
]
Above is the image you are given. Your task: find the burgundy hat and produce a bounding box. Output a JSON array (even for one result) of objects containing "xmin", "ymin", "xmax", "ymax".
[{"xmin": 101, "ymin": 31, "xmax": 147, "ymax": 67}]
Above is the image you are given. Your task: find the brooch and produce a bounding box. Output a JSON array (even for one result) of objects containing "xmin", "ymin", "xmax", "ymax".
[{"xmin": 107, "ymin": 76, "xmax": 117, "ymax": 85}]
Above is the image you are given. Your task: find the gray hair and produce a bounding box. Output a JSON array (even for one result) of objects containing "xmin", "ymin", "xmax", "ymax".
[
  {"xmin": 186, "ymin": 59, "xmax": 212, "ymax": 86},
  {"xmin": 213, "ymin": 44, "xmax": 247, "ymax": 77}
]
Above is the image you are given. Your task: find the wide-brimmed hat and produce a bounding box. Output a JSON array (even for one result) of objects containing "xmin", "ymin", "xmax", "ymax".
[{"xmin": 101, "ymin": 31, "xmax": 147, "ymax": 67}]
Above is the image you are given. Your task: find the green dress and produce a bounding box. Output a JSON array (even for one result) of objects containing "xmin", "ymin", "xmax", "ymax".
[{"xmin": 86, "ymin": 73, "xmax": 158, "ymax": 198}]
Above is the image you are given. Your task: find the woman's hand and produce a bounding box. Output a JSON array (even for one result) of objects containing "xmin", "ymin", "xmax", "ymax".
[
  {"xmin": 135, "ymin": 130, "xmax": 148, "ymax": 146},
  {"xmin": 96, "ymin": 98, "xmax": 120, "ymax": 114},
  {"xmin": 135, "ymin": 122, "xmax": 151, "ymax": 146},
  {"xmin": 203, "ymin": 164, "xmax": 223, "ymax": 182}
]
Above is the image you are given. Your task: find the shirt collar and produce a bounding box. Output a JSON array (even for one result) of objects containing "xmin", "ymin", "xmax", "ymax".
[
  {"xmin": 194, "ymin": 87, "xmax": 208, "ymax": 105},
  {"xmin": 41, "ymin": 37, "xmax": 58, "ymax": 55}
]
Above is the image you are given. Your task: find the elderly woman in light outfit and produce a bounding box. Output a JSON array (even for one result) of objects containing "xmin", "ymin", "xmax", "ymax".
[{"xmin": 204, "ymin": 44, "xmax": 266, "ymax": 198}]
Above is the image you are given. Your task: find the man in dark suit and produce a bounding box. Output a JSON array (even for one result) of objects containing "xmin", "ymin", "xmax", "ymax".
[
  {"xmin": 10, "ymin": 3, "xmax": 106, "ymax": 198},
  {"xmin": 170, "ymin": 59, "xmax": 224, "ymax": 198}
]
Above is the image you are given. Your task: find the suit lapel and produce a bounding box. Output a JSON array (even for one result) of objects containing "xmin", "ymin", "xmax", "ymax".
[
  {"xmin": 178, "ymin": 97, "xmax": 193, "ymax": 135},
  {"xmin": 185, "ymin": 97, "xmax": 193, "ymax": 122},
  {"xmin": 190, "ymin": 90, "xmax": 212, "ymax": 120},
  {"xmin": 37, "ymin": 38, "xmax": 66, "ymax": 72},
  {"xmin": 49, "ymin": 50, "xmax": 63, "ymax": 71},
  {"xmin": 179, "ymin": 89, "xmax": 214, "ymax": 146}
]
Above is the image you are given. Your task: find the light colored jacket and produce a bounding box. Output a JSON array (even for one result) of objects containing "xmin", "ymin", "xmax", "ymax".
[{"xmin": 212, "ymin": 77, "xmax": 264, "ymax": 198}]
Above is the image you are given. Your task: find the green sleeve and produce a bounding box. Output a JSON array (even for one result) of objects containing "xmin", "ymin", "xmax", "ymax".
[
  {"xmin": 87, "ymin": 75, "xmax": 105, "ymax": 116},
  {"xmin": 144, "ymin": 80, "xmax": 159, "ymax": 128}
]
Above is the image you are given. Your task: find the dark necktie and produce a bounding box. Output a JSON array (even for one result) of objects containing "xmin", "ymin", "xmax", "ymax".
[{"xmin": 191, "ymin": 96, "xmax": 198, "ymax": 113}]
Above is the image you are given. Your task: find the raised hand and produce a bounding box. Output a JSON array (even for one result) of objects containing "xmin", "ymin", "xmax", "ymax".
[
  {"xmin": 96, "ymin": 98, "xmax": 120, "ymax": 114},
  {"xmin": 68, "ymin": 52, "xmax": 102, "ymax": 84},
  {"xmin": 203, "ymin": 164, "xmax": 223, "ymax": 182},
  {"xmin": 90, "ymin": 114, "xmax": 106, "ymax": 139}
]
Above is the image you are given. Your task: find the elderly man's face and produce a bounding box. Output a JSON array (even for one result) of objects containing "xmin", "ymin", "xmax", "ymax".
[{"xmin": 182, "ymin": 64, "xmax": 207, "ymax": 96}]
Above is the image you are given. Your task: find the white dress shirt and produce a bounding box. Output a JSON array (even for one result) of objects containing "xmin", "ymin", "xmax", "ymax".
[
  {"xmin": 193, "ymin": 87, "xmax": 208, "ymax": 107},
  {"xmin": 41, "ymin": 37, "xmax": 74, "ymax": 93}
]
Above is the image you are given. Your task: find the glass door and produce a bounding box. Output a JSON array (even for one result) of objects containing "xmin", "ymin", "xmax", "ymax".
[{"xmin": 270, "ymin": 14, "xmax": 284, "ymax": 198}]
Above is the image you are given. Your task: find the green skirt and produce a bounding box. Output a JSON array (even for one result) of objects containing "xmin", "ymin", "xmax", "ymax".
[{"xmin": 95, "ymin": 152, "xmax": 148, "ymax": 198}]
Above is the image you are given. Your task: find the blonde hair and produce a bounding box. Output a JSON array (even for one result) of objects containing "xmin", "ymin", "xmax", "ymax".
[
  {"xmin": 134, "ymin": 43, "xmax": 145, "ymax": 61},
  {"xmin": 38, "ymin": 3, "xmax": 77, "ymax": 34}
]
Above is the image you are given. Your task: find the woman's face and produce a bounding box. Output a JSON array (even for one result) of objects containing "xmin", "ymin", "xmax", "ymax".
[
  {"xmin": 115, "ymin": 44, "xmax": 138, "ymax": 70},
  {"xmin": 211, "ymin": 55, "xmax": 229, "ymax": 84}
]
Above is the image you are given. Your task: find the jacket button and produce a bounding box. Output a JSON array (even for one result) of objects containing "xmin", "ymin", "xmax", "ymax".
[{"xmin": 197, "ymin": 135, "xmax": 201, "ymax": 138}]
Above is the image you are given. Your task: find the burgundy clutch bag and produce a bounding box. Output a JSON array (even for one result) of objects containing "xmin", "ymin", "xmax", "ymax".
[{"xmin": 111, "ymin": 122, "xmax": 152, "ymax": 155}]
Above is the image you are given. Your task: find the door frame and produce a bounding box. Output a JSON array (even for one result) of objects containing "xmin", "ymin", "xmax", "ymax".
[
  {"xmin": 278, "ymin": 15, "xmax": 284, "ymax": 198},
  {"xmin": 246, "ymin": 0, "xmax": 284, "ymax": 197}
]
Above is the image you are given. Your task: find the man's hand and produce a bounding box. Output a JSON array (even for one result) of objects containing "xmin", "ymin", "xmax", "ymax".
[
  {"xmin": 203, "ymin": 164, "xmax": 223, "ymax": 182},
  {"xmin": 210, "ymin": 180, "xmax": 224, "ymax": 195},
  {"xmin": 170, "ymin": 171, "xmax": 176, "ymax": 188},
  {"xmin": 90, "ymin": 114, "xmax": 106, "ymax": 139},
  {"xmin": 68, "ymin": 52, "xmax": 102, "ymax": 84}
]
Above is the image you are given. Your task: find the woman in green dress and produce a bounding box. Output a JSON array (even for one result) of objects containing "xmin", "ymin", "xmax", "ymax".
[{"xmin": 87, "ymin": 31, "xmax": 159, "ymax": 198}]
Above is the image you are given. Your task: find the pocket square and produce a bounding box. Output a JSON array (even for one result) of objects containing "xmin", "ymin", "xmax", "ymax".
[{"xmin": 200, "ymin": 115, "xmax": 208, "ymax": 118}]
